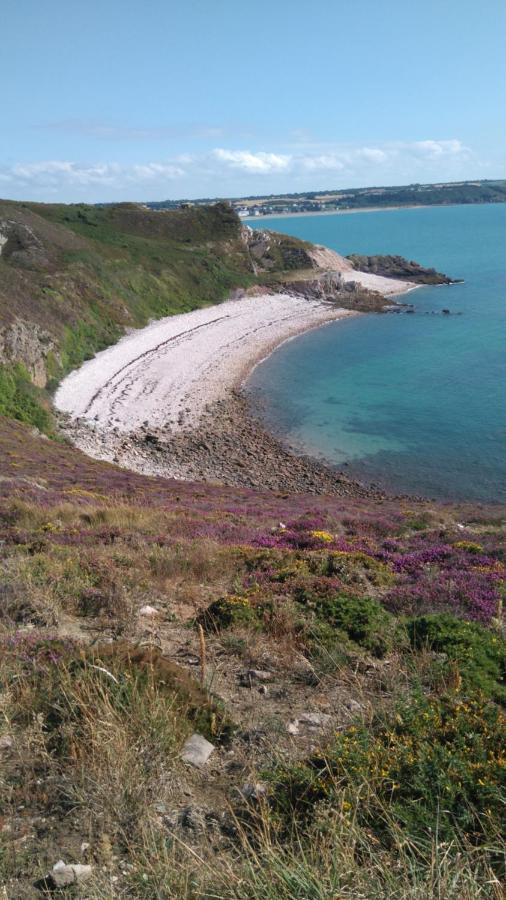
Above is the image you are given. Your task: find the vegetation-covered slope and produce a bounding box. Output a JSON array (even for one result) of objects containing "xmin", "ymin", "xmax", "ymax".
[
  {"xmin": 0, "ymin": 200, "xmax": 319, "ymax": 432},
  {"xmin": 0, "ymin": 200, "xmax": 504, "ymax": 897},
  {"xmin": 0, "ymin": 417, "xmax": 505, "ymax": 897}
]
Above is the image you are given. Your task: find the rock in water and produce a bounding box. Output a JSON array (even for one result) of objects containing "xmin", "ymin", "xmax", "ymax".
[{"xmin": 346, "ymin": 253, "xmax": 458, "ymax": 285}]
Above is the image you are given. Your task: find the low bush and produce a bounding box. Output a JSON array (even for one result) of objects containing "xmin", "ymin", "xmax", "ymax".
[
  {"xmin": 269, "ymin": 692, "xmax": 506, "ymax": 862},
  {"xmin": 199, "ymin": 593, "xmax": 262, "ymax": 631},
  {"xmin": 313, "ymin": 593, "xmax": 401, "ymax": 657},
  {"xmin": 408, "ymin": 613, "xmax": 506, "ymax": 703},
  {"xmin": 325, "ymin": 550, "xmax": 394, "ymax": 587},
  {"xmin": 0, "ymin": 363, "xmax": 52, "ymax": 433}
]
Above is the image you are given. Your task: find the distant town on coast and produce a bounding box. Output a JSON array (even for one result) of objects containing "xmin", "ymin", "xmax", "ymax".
[{"xmin": 146, "ymin": 177, "xmax": 506, "ymax": 216}]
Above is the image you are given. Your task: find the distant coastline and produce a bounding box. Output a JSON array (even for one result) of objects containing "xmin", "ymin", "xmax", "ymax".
[
  {"xmin": 244, "ymin": 202, "xmax": 463, "ymax": 221},
  {"xmin": 149, "ymin": 179, "xmax": 506, "ymax": 219}
]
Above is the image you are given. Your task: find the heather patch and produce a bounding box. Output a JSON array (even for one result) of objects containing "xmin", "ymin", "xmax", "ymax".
[
  {"xmin": 385, "ymin": 567, "xmax": 503, "ymax": 623},
  {"xmin": 0, "ymin": 631, "xmax": 76, "ymax": 671},
  {"xmin": 1, "ymin": 547, "xmax": 132, "ymax": 622}
]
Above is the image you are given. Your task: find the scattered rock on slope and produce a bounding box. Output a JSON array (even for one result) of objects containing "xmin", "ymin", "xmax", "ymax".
[{"xmin": 181, "ymin": 733, "xmax": 215, "ymax": 768}]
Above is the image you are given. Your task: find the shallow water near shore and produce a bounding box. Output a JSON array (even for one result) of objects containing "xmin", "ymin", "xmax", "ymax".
[{"xmin": 247, "ymin": 204, "xmax": 506, "ymax": 501}]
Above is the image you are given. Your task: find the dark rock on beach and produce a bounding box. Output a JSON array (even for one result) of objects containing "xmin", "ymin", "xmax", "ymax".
[{"xmin": 346, "ymin": 254, "xmax": 460, "ymax": 285}]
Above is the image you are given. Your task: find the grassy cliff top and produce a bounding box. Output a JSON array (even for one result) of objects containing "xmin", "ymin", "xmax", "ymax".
[{"xmin": 0, "ymin": 201, "xmax": 251, "ymax": 372}]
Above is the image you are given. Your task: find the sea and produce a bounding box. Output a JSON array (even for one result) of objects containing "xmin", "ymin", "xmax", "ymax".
[{"xmin": 246, "ymin": 203, "xmax": 506, "ymax": 502}]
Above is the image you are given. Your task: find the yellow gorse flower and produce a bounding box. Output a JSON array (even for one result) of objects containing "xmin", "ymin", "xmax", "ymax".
[{"xmin": 310, "ymin": 530, "xmax": 334, "ymax": 542}]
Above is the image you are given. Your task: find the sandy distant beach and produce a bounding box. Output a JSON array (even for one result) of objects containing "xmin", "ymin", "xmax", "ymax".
[{"xmin": 244, "ymin": 204, "xmax": 433, "ymax": 221}]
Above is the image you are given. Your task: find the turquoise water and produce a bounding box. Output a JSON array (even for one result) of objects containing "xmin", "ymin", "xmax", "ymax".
[{"xmin": 247, "ymin": 204, "xmax": 506, "ymax": 501}]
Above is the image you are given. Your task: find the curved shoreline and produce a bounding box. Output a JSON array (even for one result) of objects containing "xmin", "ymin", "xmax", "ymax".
[
  {"xmin": 244, "ymin": 204, "xmax": 430, "ymax": 221},
  {"xmin": 55, "ymin": 279, "xmax": 415, "ymax": 496},
  {"xmin": 55, "ymin": 293, "xmax": 359, "ymax": 433}
]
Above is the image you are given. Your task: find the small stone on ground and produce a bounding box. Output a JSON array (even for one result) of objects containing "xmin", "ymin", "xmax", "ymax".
[{"xmin": 181, "ymin": 733, "xmax": 215, "ymax": 768}]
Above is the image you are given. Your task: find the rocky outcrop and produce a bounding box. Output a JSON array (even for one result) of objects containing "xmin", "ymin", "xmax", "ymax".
[
  {"xmin": 0, "ymin": 319, "xmax": 58, "ymax": 386},
  {"xmin": 280, "ymin": 271, "xmax": 392, "ymax": 312},
  {"xmin": 0, "ymin": 219, "xmax": 50, "ymax": 270},
  {"xmin": 306, "ymin": 244, "xmax": 354, "ymax": 272},
  {"xmin": 242, "ymin": 226, "xmax": 315, "ymax": 273},
  {"xmin": 346, "ymin": 254, "xmax": 458, "ymax": 284}
]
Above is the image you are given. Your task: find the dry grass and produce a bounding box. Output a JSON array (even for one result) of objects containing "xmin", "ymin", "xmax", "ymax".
[
  {"xmin": 77, "ymin": 801, "xmax": 504, "ymax": 899},
  {"xmin": 2, "ymin": 627, "xmax": 504, "ymax": 898}
]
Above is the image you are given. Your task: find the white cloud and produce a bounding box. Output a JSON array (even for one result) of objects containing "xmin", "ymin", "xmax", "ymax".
[
  {"xmin": 409, "ymin": 139, "xmax": 468, "ymax": 158},
  {"xmin": 131, "ymin": 163, "xmax": 185, "ymax": 180},
  {"xmin": 5, "ymin": 159, "xmax": 185, "ymax": 189},
  {"xmin": 299, "ymin": 154, "xmax": 346, "ymax": 171},
  {"xmin": 213, "ymin": 149, "xmax": 291, "ymax": 173},
  {"xmin": 356, "ymin": 147, "xmax": 388, "ymax": 164},
  {"xmin": 0, "ymin": 138, "xmax": 475, "ymax": 201}
]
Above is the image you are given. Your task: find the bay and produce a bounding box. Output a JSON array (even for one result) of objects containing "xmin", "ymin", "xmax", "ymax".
[{"xmin": 247, "ymin": 204, "xmax": 506, "ymax": 501}]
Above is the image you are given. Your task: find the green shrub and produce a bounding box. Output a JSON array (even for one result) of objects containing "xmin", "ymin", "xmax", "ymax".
[
  {"xmin": 0, "ymin": 363, "xmax": 52, "ymax": 433},
  {"xmin": 301, "ymin": 620, "xmax": 355, "ymax": 676},
  {"xmin": 269, "ymin": 692, "xmax": 506, "ymax": 858},
  {"xmin": 314, "ymin": 593, "xmax": 402, "ymax": 657},
  {"xmin": 200, "ymin": 594, "xmax": 262, "ymax": 630},
  {"xmin": 407, "ymin": 614, "xmax": 506, "ymax": 703}
]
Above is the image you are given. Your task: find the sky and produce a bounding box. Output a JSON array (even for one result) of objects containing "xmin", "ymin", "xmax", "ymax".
[{"xmin": 2, "ymin": 0, "xmax": 506, "ymax": 203}]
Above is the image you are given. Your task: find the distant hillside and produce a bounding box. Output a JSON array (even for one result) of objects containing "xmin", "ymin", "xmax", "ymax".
[{"xmin": 148, "ymin": 178, "xmax": 506, "ymax": 215}]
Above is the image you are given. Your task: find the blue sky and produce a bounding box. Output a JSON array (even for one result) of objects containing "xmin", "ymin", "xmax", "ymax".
[{"xmin": 2, "ymin": 0, "xmax": 506, "ymax": 202}]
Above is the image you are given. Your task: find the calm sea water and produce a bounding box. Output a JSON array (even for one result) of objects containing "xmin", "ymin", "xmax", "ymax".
[{"xmin": 247, "ymin": 204, "xmax": 506, "ymax": 501}]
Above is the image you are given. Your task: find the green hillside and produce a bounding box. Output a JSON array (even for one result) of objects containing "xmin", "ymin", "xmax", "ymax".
[
  {"xmin": 0, "ymin": 200, "xmax": 316, "ymax": 431},
  {"xmin": 0, "ymin": 201, "xmax": 250, "ymax": 383}
]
